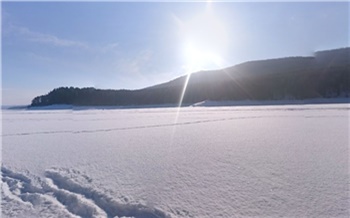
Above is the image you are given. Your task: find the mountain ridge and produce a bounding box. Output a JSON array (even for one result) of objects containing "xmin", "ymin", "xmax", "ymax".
[{"xmin": 30, "ymin": 47, "xmax": 350, "ymax": 107}]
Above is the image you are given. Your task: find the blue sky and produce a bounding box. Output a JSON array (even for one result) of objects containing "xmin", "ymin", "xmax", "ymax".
[{"xmin": 2, "ymin": 2, "xmax": 349, "ymax": 105}]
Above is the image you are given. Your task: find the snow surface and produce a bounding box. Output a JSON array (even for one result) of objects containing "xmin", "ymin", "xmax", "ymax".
[
  {"xmin": 1, "ymin": 104, "xmax": 349, "ymax": 218},
  {"xmin": 190, "ymin": 98, "xmax": 350, "ymax": 107}
]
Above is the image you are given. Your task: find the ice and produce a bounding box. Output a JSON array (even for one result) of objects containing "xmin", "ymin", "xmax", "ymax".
[{"xmin": 1, "ymin": 104, "xmax": 349, "ymax": 217}]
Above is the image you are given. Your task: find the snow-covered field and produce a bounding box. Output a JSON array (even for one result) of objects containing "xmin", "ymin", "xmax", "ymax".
[{"xmin": 1, "ymin": 104, "xmax": 349, "ymax": 218}]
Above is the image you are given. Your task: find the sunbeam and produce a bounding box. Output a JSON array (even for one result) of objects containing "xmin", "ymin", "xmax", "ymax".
[
  {"xmin": 171, "ymin": 1, "xmax": 230, "ymax": 141},
  {"xmin": 173, "ymin": 68, "xmax": 192, "ymax": 127}
]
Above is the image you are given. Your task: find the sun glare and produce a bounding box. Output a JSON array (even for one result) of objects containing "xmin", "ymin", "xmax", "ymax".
[
  {"xmin": 177, "ymin": 4, "xmax": 229, "ymax": 73},
  {"xmin": 173, "ymin": 2, "xmax": 230, "ymax": 128},
  {"xmin": 184, "ymin": 42, "xmax": 223, "ymax": 73}
]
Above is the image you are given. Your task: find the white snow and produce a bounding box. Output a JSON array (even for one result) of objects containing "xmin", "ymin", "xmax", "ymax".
[
  {"xmin": 1, "ymin": 104, "xmax": 349, "ymax": 217},
  {"xmin": 190, "ymin": 98, "xmax": 350, "ymax": 107}
]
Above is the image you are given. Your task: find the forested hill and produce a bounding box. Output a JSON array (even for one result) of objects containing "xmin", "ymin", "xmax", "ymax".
[{"xmin": 31, "ymin": 47, "xmax": 350, "ymax": 107}]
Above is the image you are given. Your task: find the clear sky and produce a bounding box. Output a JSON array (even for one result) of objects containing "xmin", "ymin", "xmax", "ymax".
[{"xmin": 2, "ymin": 1, "xmax": 349, "ymax": 105}]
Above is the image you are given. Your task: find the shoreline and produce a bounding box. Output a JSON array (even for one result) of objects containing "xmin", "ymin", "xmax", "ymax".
[{"xmin": 3, "ymin": 97, "xmax": 349, "ymax": 111}]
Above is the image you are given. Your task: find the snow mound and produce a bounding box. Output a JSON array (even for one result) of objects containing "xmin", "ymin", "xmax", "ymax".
[{"xmin": 1, "ymin": 166, "xmax": 171, "ymax": 218}]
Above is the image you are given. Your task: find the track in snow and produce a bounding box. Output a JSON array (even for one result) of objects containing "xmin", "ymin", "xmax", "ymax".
[{"xmin": 1, "ymin": 166, "xmax": 171, "ymax": 218}]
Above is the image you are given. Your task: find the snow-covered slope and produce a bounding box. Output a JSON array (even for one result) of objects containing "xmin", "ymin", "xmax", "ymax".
[{"xmin": 2, "ymin": 104, "xmax": 349, "ymax": 217}]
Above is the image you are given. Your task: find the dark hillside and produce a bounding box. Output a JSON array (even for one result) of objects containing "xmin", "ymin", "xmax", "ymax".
[{"xmin": 31, "ymin": 48, "xmax": 350, "ymax": 107}]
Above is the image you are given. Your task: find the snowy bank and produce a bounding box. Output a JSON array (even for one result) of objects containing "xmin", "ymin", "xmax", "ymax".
[{"xmin": 190, "ymin": 98, "xmax": 350, "ymax": 107}]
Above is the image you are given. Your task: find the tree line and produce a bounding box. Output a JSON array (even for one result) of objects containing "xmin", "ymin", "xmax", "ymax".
[{"xmin": 31, "ymin": 48, "xmax": 350, "ymax": 107}]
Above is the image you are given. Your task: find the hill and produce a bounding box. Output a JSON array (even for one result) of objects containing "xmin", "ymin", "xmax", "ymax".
[{"xmin": 30, "ymin": 48, "xmax": 350, "ymax": 107}]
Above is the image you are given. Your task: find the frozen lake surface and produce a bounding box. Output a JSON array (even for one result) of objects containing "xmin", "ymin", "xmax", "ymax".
[{"xmin": 1, "ymin": 104, "xmax": 349, "ymax": 218}]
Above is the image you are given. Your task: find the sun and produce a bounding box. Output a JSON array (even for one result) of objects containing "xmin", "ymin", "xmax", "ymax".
[
  {"xmin": 173, "ymin": 2, "xmax": 230, "ymax": 111},
  {"xmin": 184, "ymin": 42, "xmax": 223, "ymax": 73},
  {"xmin": 176, "ymin": 4, "xmax": 229, "ymax": 73}
]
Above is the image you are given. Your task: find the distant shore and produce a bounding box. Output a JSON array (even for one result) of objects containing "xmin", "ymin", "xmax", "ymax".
[{"xmin": 3, "ymin": 97, "xmax": 349, "ymax": 111}]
